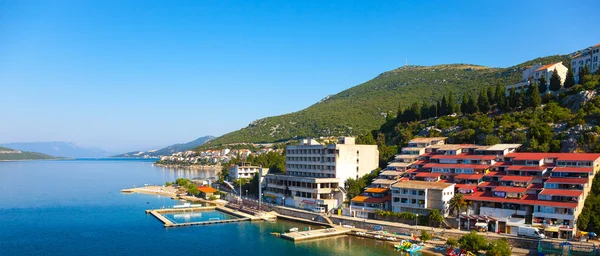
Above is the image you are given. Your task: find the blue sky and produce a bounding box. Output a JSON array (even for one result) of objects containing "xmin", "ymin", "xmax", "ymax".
[{"xmin": 1, "ymin": 0, "xmax": 599, "ymax": 153}]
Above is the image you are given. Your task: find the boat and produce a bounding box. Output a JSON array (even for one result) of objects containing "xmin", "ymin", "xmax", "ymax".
[
  {"xmin": 173, "ymin": 203, "xmax": 192, "ymax": 208},
  {"xmin": 289, "ymin": 227, "xmax": 299, "ymax": 232},
  {"xmin": 270, "ymin": 232, "xmax": 280, "ymax": 236},
  {"xmin": 394, "ymin": 240, "xmax": 422, "ymax": 253}
]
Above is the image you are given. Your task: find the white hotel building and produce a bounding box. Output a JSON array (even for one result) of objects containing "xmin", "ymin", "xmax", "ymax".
[{"xmin": 264, "ymin": 137, "xmax": 378, "ymax": 211}]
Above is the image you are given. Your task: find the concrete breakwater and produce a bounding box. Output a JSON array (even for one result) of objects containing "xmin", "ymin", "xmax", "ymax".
[{"xmin": 152, "ymin": 163, "xmax": 221, "ymax": 171}]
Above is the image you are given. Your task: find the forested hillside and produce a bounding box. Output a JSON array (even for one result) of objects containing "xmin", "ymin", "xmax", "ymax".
[{"xmin": 201, "ymin": 55, "xmax": 569, "ymax": 149}]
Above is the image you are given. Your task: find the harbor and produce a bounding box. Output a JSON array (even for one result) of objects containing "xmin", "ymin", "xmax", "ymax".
[{"xmin": 280, "ymin": 228, "xmax": 351, "ymax": 241}]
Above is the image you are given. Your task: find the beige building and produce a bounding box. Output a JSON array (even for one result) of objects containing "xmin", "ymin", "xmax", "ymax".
[
  {"xmin": 505, "ymin": 62, "xmax": 567, "ymax": 95},
  {"xmin": 391, "ymin": 181, "xmax": 455, "ymax": 217},
  {"xmin": 264, "ymin": 137, "xmax": 378, "ymax": 211}
]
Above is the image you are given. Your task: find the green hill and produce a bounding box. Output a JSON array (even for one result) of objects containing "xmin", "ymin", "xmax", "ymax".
[
  {"xmin": 200, "ymin": 55, "xmax": 570, "ymax": 148},
  {"xmin": 0, "ymin": 146, "xmax": 58, "ymax": 161}
]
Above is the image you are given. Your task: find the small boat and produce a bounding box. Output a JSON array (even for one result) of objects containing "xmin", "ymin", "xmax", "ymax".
[
  {"xmin": 270, "ymin": 232, "xmax": 280, "ymax": 236},
  {"xmin": 374, "ymin": 235, "xmax": 383, "ymax": 239},
  {"xmin": 386, "ymin": 236, "xmax": 396, "ymax": 241},
  {"xmin": 289, "ymin": 227, "xmax": 299, "ymax": 232}
]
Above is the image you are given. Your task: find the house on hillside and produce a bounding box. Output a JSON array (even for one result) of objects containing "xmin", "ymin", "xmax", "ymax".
[
  {"xmin": 197, "ymin": 186, "xmax": 219, "ymax": 199},
  {"xmin": 505, "ymin": 62, "xmax": 567, "ymax": 95}
]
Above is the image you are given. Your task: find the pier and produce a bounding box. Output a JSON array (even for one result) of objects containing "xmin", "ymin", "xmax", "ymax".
[
  {"xmin": 146, "ymin": 205, "xmax": 261, "ymax": 227},
  {"xmin": 280, "ymin": 228, "xmax": 351, "ymax": 242}
]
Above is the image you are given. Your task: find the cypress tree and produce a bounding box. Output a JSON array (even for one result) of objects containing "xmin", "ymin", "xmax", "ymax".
[
  {"xmin": 487, "ymin": 86, "xmax": 495, "ymax": 106},
  {"xmin": 580, "ymin": 65, "xmax": 591, "ymax": 85},
  {"xmin": 517, "ymin": 90, "xmax": 526, "ymax": 108},
  {"xmin": 447, "ymin": 91, "xmax": 456, "ymax": 114},
  {"xmin": 564, "ymin": 62, "xmax": 576, "ymax": 89},
  {"xmin": 538, "ymin": 76, "xmax": 547, "ymax": 92},
  {"xmin": 508, "ymin": 87, "xmax": 518, "ymax": 109},
  {"xmin": 411, "ymin": 101, "xmax": 421, "ymax": 121},
  {"xmin": 494, "ymin": 83, "xmax": 504, "ymax": 107},
  {"xmin": 468, "ymin": 92, "xmax": 479, "ymax": 113},
  {"xmin": 440, "ymin": 95, "xmax": 448, "ymax": 116},
  {"xmin": 478, "ymin": 90, "xmax": 490, "ymax": 113},
  {"xmin": 461, "ymin": 92, "xmax": 469, "ymax": 114},
  {"xmin": 549, "ymin": 69, "xmax": 562, "ymax": 91},
  {"xmin": 530, "ymin": 82, "xmax": 542, "ymax": 108},
  {"xmin": 421, "ymin": 101, "xmax": 430, "ymax": 119},
  {"xmin": 396, "ymin": 104, "xmax": 403, "ymax": 120}
]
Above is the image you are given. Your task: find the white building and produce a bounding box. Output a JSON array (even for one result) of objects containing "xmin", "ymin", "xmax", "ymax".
[
  {"xmin": 391, "ymin": 181, "xmax": 455, "ymax": 217},
  {"xmin": 505, "ymin": 62, "xmax": 567, "ymax": 95},
  {"xmin": 228, "ymin": 163, "xmax": 268, "ymax": 181},
  {"xmin": 572, "ymin": 44, "xmax": 600, "ymax": 83},
  {"xmin": 264, "ymin": 137, "xmax": 379, "ymax": 211}
]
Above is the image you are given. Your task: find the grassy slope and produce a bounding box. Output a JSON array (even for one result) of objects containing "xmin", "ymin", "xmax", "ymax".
[
  {"xmin": 0, "ymin": 146, "xmax": 58, "ymax": 160},
  {"xmin": 200, "ymin": 55, "xmax": 570, "ymax": 148}
]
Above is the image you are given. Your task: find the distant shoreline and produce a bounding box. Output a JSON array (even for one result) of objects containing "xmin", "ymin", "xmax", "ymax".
[{"xmin": 152, "ymin": 163, "xmax": 222, "ymax": 171}]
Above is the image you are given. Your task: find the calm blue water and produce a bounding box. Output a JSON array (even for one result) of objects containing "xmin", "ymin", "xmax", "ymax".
[
  {"xmin": 0, "ymin": 159, "xmax": 398, "ymax": 255},
  {"xmin": 164, "ymin": 210, "xmax": 237, "ymax": 223}
]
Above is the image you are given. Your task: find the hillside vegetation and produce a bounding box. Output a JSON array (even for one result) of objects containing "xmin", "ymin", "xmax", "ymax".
[
  {"xmin": 0, "ymin": 146, "xmax": 58, "ymax": 161},
  {"xmin": 200, "ymin": 55, "xmax": 569, "ymax": 149}
]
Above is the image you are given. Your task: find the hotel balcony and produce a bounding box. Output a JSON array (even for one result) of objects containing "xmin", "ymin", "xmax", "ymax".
[
  {"xmin": 533, "ymin": 212, "xmax": 575, "ymax": 221},
  {"xmin": 479, "ymin": 207, "xmax": 526, "ymax": 219}
]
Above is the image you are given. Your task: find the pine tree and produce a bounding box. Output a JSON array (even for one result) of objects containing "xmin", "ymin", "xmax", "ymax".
[
  {"xmin": 447, "ymin": 91, "xmax": 456, "ymax": 114},
  {"xmin": 477, "ymin": 90, "xmax": 490, "ymax": 113},
  {"xmin": 487, "ymin": 86, "xmax": 495, "ymax": 106},
  {"xmin": 549, "ymin": 69, "xmax": 562, "ymax": 91},
  {"xmin": 461, "ymin": 92, "xmax": 469, "ymax": 114},
  {"xmin": 468, "ymin": 92, "xmax": 478, "ymax": 113},
  {"xmin": 564, "ymin": 62, "xmax": 576, "ymax": 89},
  {"xmin": 440, "ymin": 95, "xmax": 448, "ymax": 116},
  {"xmin": 538, "ymin": 76, "xmax": 547, "ymax": 92},
  {"xmin": 530, "ymin": 82, "xmax": 542, "ymax": 108}
]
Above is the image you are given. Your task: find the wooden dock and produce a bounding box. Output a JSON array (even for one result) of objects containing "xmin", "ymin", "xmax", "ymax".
[{"xmin": 280, "ymin": 228, "xmax": 351, "ymax": 241}]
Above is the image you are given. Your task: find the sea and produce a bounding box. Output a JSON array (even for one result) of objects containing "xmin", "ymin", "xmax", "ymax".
[{"xmin": 0, "ymin": 159, "xmax": 414, "ymax": 256}]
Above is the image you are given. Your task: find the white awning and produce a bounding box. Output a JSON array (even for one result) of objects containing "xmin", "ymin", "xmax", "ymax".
[{"xmin": 475, "ymin": 223, "xmax": 488, "ymax": 227}]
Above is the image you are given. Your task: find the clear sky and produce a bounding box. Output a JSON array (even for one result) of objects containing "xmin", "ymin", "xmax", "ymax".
[{"xmin": 1, "ymin": 0, "xmax": 599, "ymax": 153}]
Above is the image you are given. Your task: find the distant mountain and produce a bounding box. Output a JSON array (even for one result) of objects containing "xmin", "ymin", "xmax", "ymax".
[
  {"xmin": 0, "ymin": 142, "xmax": 112, "ymax": 158},
  {"xmin": 0, "ymin": 146, "xmax": 58, "ymax": 161},
  {"xmin": 113, "ymin": 136, "xmax": 215, "ymax": 157}
]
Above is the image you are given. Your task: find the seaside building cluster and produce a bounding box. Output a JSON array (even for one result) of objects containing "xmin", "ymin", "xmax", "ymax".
[
  {"xmin": 159, "ymin": 147, "xmax": 282, "ymax": 165},
  {"xmin": 346, "ymin": 137, "xmax": 600, "ymax": 239}
]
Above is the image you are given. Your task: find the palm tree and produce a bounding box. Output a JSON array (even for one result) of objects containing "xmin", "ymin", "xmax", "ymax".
[
  {"xmin": 449, "ymin": 194, "xmax": 467, "ymax": 216},
  {"xmin": 429, "ymin": 209, "xmax": 444, "ymax": 227}
]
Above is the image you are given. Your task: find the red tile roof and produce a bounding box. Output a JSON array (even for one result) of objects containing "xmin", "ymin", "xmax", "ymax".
[
  {"xmin": 535, "ymin": 63, "xmax": 559, "ymax": 71},
  {"xmin": 539, "ymin": 189, "xmax": 583, "ymax": 197},
  {"xmin": 500, "ymin": 176, "xmax": 533, "ymax": 182},
  {"xmin": 415, "ymin": 172, "xmax": 442, "ymax": 178},
  {"xmin": 197, "ymin": 186, "xmax": 217, "ymax": 193},
  {"xmin": 485, "ymin": 171, "xmax": 507, "ymax": 176},
  {"xmin": 477, "ymin": 181, "xmax": 498, "ymax": 187},
  {"xmin": 430, "ymin": 154, "xmax": 496, "ymax": 160},
  {"xmin": 552, "ymin": 167, "xmax": 593, "ymax": 173},
  {"xmin": 505, "ymin": 153, "xmax": 600, "ymax": 161},
  {"xmin": 455, "ymin": 184, "xmax": 478, "ymax": 190},
  {"xmin": 533, "ymin": 200, "xmax": 578, "ymax": 208},
  {"xmin": 351, "ymin": 195, "xmax": 391, "ymax": 204},
  {"xmin": 506, "ymin": 165, "xmax": 547, "ymax": 171},
  {"xmin": 365, "ymin": 187, "xmax": 389, "ymax": 193},
  {"xmin": 545, "ymin": 178, "xmax": 589, "ymax": 184},
  {"xmin": 493, "ymin": 186, "xmax": 528, "ymax": 193},
  {"xmin": 422, "ymin": 163, "xmax": 490, "ymax": 169},
  {"xmin": 454, "ymin": 174, "xmax": 484, "ymax": 180}
]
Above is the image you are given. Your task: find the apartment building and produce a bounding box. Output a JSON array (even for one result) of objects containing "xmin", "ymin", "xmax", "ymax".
[
  {"xmin": 263, "ymin": 137, "xmax": 378, "ymax": 211},
  {"xmin": 572, "ymin": 43, "xmax": 600, "ymax": 82},
  {"xmin": 505, "ymin": 62, "xmax": 567, "ymax": 95},
  {"xmin": 228, "ymin": 163, "xmax": 268, "ymax": 181},
  {"xmin": 391, "ymin": 181, "xmax": 455, "ymax": 216}
]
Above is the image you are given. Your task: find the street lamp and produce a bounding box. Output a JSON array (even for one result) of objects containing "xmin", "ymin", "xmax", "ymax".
[{"xmin": 245, "ymin": 189, "xmax": 248, "ymax": 199}]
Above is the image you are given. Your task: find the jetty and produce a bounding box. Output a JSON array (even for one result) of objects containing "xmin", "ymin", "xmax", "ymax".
[
  {"xmin": 280, "ymin": 228, "xmax": 351, "ymax": 242},
  {"xmin": 145, "ymin": 205, "xmax": 262, "ymax": 228}
]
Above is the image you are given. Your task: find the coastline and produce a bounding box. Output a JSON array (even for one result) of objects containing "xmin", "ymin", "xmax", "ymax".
[{"xmin": 152, "ymin": 163, "xmax": 222, "ymax": 171}]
